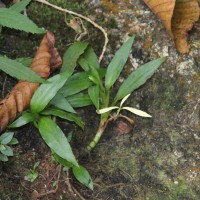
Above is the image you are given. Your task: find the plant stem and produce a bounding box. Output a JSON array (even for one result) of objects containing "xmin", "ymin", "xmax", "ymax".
[
  {"xmin": 85, "ymin": 88, "xmax": 113, "ymax": 152},
  {"xmin": 85, "ymin": 118, "xmax": 108, "ymax": 153},
  {"xmin": 85, "ymin": 108, "xmax": 114, "ymax": 152}
]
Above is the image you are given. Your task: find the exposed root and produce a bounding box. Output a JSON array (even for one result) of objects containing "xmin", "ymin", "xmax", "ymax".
[
  {"xmin": 64, "ymin": 171, "xmax": 86, "ymax": 200},
  {"xmin": 31, "ymin": 165, "xmax": 62, "ymax": 199},
  {"xmin": 35, "ymin": 0, "xmax": 108, "ymax": 63}
]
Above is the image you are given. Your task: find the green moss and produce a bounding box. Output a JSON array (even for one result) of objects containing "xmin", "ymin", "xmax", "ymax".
[{"xmin": 147, "ymin": 73, "xmax": 188, "ymax": 111}]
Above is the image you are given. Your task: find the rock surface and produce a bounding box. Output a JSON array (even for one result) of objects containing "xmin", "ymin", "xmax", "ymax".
[{"xmin": 83, "ymin": 0, "xmax": 200, "ymax": 199}]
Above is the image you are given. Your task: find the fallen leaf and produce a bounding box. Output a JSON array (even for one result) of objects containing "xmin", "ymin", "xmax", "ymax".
[
  {"xmin": 143, "ymin": 0, "xmax": 199, "ymax": 53},
  {"xmin": 0, "ymin": 32, "xmax": 62, "ymax": 132},
  {"xmin": 114, "ymin": 120, "xmax": 133, "ymax": 135}
]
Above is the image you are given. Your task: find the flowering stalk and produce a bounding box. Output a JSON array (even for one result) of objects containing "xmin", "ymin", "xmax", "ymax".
[{"xmin": 85, "ymin": 94, "xmax": 151, "ymax": 152}]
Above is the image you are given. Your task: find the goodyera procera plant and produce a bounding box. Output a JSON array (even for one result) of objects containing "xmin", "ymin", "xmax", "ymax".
[{"xmin": 77, "ymin": 36, "xmax": 166, "ymax": 152}]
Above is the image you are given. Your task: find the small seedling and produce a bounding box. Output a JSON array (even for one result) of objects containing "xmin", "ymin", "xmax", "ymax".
[
  {"xmin": 0, "ymin": 132, "xmax": 18, "ymax": 162},
  {"xmin": 24, "ymin": 161, "xmax": 40, "ymax": 183}
]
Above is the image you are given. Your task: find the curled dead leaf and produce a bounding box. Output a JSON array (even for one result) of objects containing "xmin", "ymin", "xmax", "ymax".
[
  {"xmin": 143, "ymin": 0, "xmax": 199, "ymax": 53},
  {"xmin": 0, "ymin": 32, "xmax": 62, "ymax": 132},
  {"xmin": 114, "ymin": 120, "xmax": 133, "ymax": 135}
]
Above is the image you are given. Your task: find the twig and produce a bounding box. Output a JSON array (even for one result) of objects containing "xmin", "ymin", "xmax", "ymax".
[
  {"xmin": 71, "ymin": 185, "xmax": 86, "ymax": 200},
  {"xmin": 34, "ymin": 0, "xmax": 108, "ymax": 62},
  {"xmin": 64, "ymin": 171, "xmax": 86, "ymax": 200},
  {"xmin": 104, "ymin": 182, "xmax": 132, "ymax": 189},
  {"xmin": 64, "ymin": 171, "xmax": 75, "ymax": 196},
  {"xmin": 35, "ymin": 165, "xmax": 62, "ymax": 198},
  {"xmin": 2, "ymin": 75, "xmax": 7, "ymax": 98},
  {"xmin": 46, "ymin": 165, "xmax": 61, "ymax": 188}
]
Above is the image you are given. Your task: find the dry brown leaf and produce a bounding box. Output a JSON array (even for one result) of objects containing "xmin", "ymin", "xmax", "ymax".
[
  {"xmin": 0, "ymin": 32, "xmax": 62, "ymax": 132},
  {"xmin": 143, "ymin": 0, "xmax": 199, "ymax": 53}
]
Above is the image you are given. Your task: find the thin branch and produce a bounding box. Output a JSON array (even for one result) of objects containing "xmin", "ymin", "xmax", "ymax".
[
  {"xmin": 64, "ymin": 171, "xmax": 86, "ymax": 200},
  {"xmin": 2, "ymin": 75, "xmax": 7, "ymax": 98},
  {"xmin": 34, "ymin": 0, "xmax": 108, "ymax": 62},
  {"xmin": 35, "ymin": 165, "xmax": 62, "ymax": 198},
  {"xmin": 71, "ymin": 185, "xmax": 86, "ymax": 200}
]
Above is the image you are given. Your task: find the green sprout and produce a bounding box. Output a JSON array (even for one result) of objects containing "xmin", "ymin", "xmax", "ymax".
[{"xmin": 25, "ymin": 161, "xmax": 40, "ymax": 183}]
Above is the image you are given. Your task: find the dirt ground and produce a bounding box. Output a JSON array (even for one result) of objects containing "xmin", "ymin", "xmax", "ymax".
[{"xmin": 0, "ymin": 0, "xmax": 199, "ymax": 199}]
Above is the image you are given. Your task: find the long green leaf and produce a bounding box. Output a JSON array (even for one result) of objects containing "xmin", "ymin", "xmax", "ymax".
[
  {"xmin": 61, "ymin": 42, "xmax": 88, "ymax": 73},
  {"xmin": 51, "ymin": 93, "xmax": 76, "ymax": 113},
  {"xmin": 10, "ymin": 0, "xmax": 31, "ymax": 12},
  {"xmin": 53, "ymin": 152, "xmax": 73, "ymax": 169},
  {"xmin": 67, "ymin": 93, "xmax": 92, "ymax": 108},
  {"xmin": 31, "ymin": 71, "xmax": 71, "ymax": 113},
  {"xmin": 16, "ymin": 57, "xmax": 32, "ymax": 67},
  {"xmin": 60, "ymin": 72, "xmax": 93, "ymax": 97},
  {"xmin": 38, "ymin": 117, "xmax": 78, "ymax": 166},
  {"xmin": 72, "ymin": 165, "xmax": 93, "ymax": 190},
  {"xmin": 105, "ymin": 36, "xmax": 135, "ymax": 89},
  {"xmin": 115, "ymin": 57, "xmax": 166, "ymax": 102},
  {"xmin": 88, "ymin": 85, "xmax": 99, "ymax": 109},
  {"xmin": 0, "ymin": 56, "xmax": 45, "ymax": 83},
  {"xmin": 9, "ymin": 112, "xmax": 35, "ymax": 128},
  {"xmin": 88, "ymin": 65, "xmax": 102, "ymax": 86},
  {"xmin": 41, "ymin": 107, "xmax": 84, "ymax": 130},
  {"xmin": 78, "ymin": 57, "xmax": 90, "ymax": 71},
  {"xmin": 0, "ymin": 8, "xmax": 45, "ymax": 34},
  {"xmin": 60, "ymin": 69, "xmax": 106, "ymax": 97},
  {"xmin": 78, "ymin": 46, "xmax": 100, "ymax": 71}
]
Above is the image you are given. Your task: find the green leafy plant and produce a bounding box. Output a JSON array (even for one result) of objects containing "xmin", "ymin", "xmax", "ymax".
[
  {"xmin": 0, "ymin": 0, "xmax": 45, "ymax": 163},
  {"xmin": 0, "ymin": 0, "xmax": 93, "ymax": 190},
  {"xmin": 0, "ymin": 0, "xmax": 46, "ymax": 83},
  {"xmin": 4, "ymin": 38, "xmax": 165, "ymax": 189},
  {"xmin": 76, "ymin": 37, "xmax": 166, "ymax": 152},
  {"xmin": 8, "ymin": 42, "xmax": 93, "ymax": 190},
  {"xmin": 0, "ymin": 56, "xmax": 45, "ymax": 83},
  {"xmin": 24, "ymin": 161, "xmax": 40, "ymax": 182},
  {"xmin": 0, "ymin": 132, "xmax": 18, "ymax": 162},
  {"xmin": 0, "ymin": 37, "xmax": 166, "ymax": 190}
]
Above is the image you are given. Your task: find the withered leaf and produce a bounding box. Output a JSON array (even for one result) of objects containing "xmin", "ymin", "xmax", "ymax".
[
  {"xmin": 0, "ymin": 32, "xmax": 62, "ymax": 132},
  {"xmin": 143, "ymin": 0, "xmax": 199, "ymax": 53}
]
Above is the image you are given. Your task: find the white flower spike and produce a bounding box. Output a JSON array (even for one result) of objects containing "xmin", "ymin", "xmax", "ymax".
[
  {"xmin": 122, "ymin": 107, "xmax": 152, "ymax": 117},
  {"xmin": 97, "ymin": 106, "xmax": 119, "ymax": 114},
  {"xmin": 120, "ymin": 93, "xmax": 131, "ymax": 107}
]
